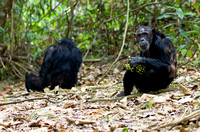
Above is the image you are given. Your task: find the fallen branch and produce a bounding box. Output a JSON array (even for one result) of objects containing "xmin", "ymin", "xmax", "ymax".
[
  {"xmin": 0, "ymin": 97, "xmax": 58, "ymax": 106},
  {"xmin": 66, "ymin": 117, "xmax": 96, "ymax": 125},
  {"xmin": 87, "ymin": 93, "xmax": 142, "ymax": 102},
  {"xmin": 153, "ymin": 86, "xmax": 178, "ymax": 94},
  {"xmin": 80, "ymin": 85, "xmax": 110, "ymax": 90},
  {"xmin": 148, "ymin": 109, "xmax": 200, "ymax": 130},
  {"xmin": 75, "ymin": 120, "xmax": 96, "ymax": 125},
  {"xmin": 6, "ymin": 92, "xmax": 30, "ymax": 98}
]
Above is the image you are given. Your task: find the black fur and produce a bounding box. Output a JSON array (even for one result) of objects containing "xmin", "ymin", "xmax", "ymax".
[
  {"xmin": 25, "ymin": 72, "xmax": 43, "ymax": 92},
  {"xmin": 117, "ymin": 26, "xmax": 177, "ymax": 97},
  {"xmin": 25, "ymin": 37, "xmax": 82, "ymax": 92}
]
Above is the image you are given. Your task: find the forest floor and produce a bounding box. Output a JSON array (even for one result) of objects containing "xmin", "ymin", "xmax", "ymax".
[{"xmin": 0, "ymin": 62, "xmax": 200, "ymax": 132}]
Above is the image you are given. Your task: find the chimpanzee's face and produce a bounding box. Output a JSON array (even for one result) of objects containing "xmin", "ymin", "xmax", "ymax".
[{"xmin": 134, "ymin": 26, "xmax": 153, "ymax": 52}]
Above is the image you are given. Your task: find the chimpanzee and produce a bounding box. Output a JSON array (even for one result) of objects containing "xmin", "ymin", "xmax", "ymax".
[
  {"xmin": 117, "ymin": 26, "xmax": 177, "ymax": 97},
  {"xmin": 25, "ymin": 37, "xmax": 82, "ymax": 92}
]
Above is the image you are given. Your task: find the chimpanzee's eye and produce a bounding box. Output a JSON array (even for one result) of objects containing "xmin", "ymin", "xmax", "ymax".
[
  {"xmin": 137, "ymin": 34, "xmax": 141, "ymax": 38},
  {"xmin": 143, "ymin": 32, "xmax": 148, "ymax": 36}
]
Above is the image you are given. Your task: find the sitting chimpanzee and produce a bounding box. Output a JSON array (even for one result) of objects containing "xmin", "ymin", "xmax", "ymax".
[
  {"xmin": 117, "ymin": 26, "xmax": 177, "ymax": 97},
  {"xmin": 25, "ymin": 37, "xmax": 82, "ymax": 92}
]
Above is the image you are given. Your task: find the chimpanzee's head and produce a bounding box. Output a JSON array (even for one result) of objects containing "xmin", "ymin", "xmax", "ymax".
[{"xmin": 134, "ymin": 26, "xmax": 154, "ymax": 52}]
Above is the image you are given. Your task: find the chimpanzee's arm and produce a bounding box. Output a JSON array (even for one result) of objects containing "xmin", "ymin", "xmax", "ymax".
[
  {"xmin": 143, "ymin": 57, "xmax": 170, "ymax": 71},
  {"xmin": 71, "ymin": 48, "xmax": 82, "ymax": 71},
  {"xmin": 129, "ymin": 57, "xmax": 170, "ymax": 71},
  {"xmin": 39, "ymin": 46, "xmax": 55, "ymax": 85}
]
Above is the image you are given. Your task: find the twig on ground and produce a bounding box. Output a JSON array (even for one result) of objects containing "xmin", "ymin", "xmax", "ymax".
[
  {"xmin": 6, "ymin": 93, "xmax": 30, "ymax": 98},
  {"xmin": 153, "ymin": 87, "xmax": 178, "ymax": 94},
  {"xmin": 0, "ymin": 97, "xmax": 58, "ymax": 106},
  {"xmin": 148, "ymin": 109, "xmax": 200, "ymax": 130},
  {"xmin": 80, "ymin": 85, "xmax": 110, "ymax": 90},
  {"xmin": 87, "ymin": 93, "xmax": 142, "ymax": 102}
]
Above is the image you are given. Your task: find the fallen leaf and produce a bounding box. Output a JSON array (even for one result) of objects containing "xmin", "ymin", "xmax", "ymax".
[
  {"xmin": 152, "ymin": 96, "xmax": 166, "ymax": 103},
  {"xmin": 63, "ymin": 100, "xmax": 78, "ymax": 108},
  {"xmin": 66, "ymin": 117, "xmax": 75, "ymax": 123},
  {"xmin": 120, "ymin": 96, "xmax": 128, "ymax": 107},
  {"xmin": 113, "ymin": 68, "xmax": 120, "ymax": 74},
  {"xmin": 75, "ymin": 119, "xmax": 96, "ymax": 125},
  {"xmin": 29, "ymin": 121, "xmax": 41, "ymax": 127},
  {"xmin": 179, "ymin": 84, "xmax": 192, "ymax": 95},
  {"xmin": 198, "ymin": 82, "xmax": 200, "ymax": 90}
]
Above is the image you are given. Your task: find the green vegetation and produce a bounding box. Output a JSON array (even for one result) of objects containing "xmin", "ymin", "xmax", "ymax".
[
  {"xmin": 143, "ymin": 101, "xmax": 153, "ymax": 109},
  {"xmin": 0, "ymin": 0, "xmax": 199, "ymax": 80}
]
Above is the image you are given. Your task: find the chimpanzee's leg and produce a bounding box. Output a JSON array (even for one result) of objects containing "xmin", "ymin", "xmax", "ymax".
[{"xmin": 116, "ymin": 70, "xmax": 135, "ymax": 97}]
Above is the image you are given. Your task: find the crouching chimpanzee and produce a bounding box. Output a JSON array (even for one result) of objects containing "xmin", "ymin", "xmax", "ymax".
[
  {"xmin": 117, "ymin": 26, "xmax": 177, "ymax": 97},
  {"xmin": 25, "ymin": 37, "xmax": 82, "ymax": 92}
]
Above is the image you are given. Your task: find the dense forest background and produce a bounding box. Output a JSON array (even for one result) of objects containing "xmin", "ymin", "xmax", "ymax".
[{"xmin": 0, "ymin": 0, "xmax": 199, "ymax": 81}]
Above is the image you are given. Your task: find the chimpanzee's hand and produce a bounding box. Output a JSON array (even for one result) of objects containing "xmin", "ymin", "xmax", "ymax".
[{"xmin": 128, "ymin": 57, "xmax": 144, "ymax": 68}]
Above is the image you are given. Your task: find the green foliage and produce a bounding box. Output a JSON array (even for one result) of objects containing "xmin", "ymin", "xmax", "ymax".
[
  {"xmin": 122, "ymin": 127, "xmax": 129, "ymax": 132},
  {"xmin": 3, "ymin": 1, "xmax": 200, "ymax": 57},
  {"xmin": 125, "ymin": 63, "xmax": 134, "ymax": 72},
  {"xmin": 143, "ymin": 101, "xmax": 153, "ymax": 109},
  {"xmin": 29, "ymin": 111, "xmax": 39, "ymax": 120},
  {"xmin": 125, "ymin": 63, "xmax": 146, "ymax": 74},
  {"xmin": 135, "ymin": 65, "xmax": 146, "ymax": 74},
  {"xmin": 194, "ymin": 2, "xmax": 200, "ymax": 9},
  {"xmin": 176, "ymin": 8, "xmax": 184, "ymax": 19},
  {"xmin": 106, "ymin": 115, "xmax": 109, "ymax": 121},
  {"xmin": 0, "ymin": 0, "xmax": 199, "ymax": 80},
  {"xmin": 157, "ymin": 2, "xmax": 199, "ymax": 63},
  {"xmin": 0, "ymin": 68, "xmax": 3, "ymax": 75},
  {"xmin": 0, "ymin": 27, "xmax": 4, "ymax": 33}
]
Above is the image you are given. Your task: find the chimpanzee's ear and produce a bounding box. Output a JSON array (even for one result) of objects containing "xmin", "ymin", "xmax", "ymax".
[
  {"xmin": 57, "ymin": 40, "xmax": 61, "ymax": 45},
  {"xmin": 134, "ymin": 27, "xmax": 140, "ymax": 37}
]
